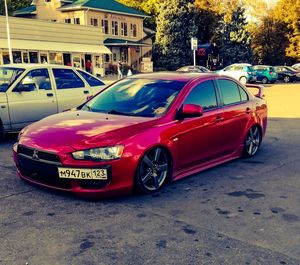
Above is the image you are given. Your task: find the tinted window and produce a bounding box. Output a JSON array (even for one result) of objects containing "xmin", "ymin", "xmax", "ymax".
[
  {"xmin": 184, "ymin": 80, "xmax": 218, "ymax": 110},
  {"xmin": 15, "ymin": 68, "xmax": 52, "ymax": 91},
  {"xmin": 53, "ymin": 69, "xmax": 85, "ymax": 89},
  {"xmin": 77, "ymin": 70, "xmax": 105, "ymax": 87},
  {"xmin": 83, "ymin": 78, "xmax": 186, "ymax": 117},
  {"xmin": 239, "ymin": 86, "xmax": 248, "ymax": 101},
  {"xmin": 218, "ymin": 79, "xmax": 241, "ymax": 105}
]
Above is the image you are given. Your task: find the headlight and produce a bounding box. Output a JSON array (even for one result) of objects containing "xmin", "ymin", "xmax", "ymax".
[{"xmin": 72, "ymin": 145, "xmax": 124, "ymax": 161}]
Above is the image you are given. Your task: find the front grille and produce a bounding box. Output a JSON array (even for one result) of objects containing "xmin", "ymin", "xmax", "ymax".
[
  {"xmin": 18, "ymin": 145, "xmax": 61, "ymax": 164},
  {"xmin": 18, "ymin": 155, "xmax": 71, "ymax": 189}
]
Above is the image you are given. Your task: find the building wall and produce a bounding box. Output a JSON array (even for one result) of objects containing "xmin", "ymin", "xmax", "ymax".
[{"xmin": 35, "ymin": 0, "xmax": 63, "ymax": 21}]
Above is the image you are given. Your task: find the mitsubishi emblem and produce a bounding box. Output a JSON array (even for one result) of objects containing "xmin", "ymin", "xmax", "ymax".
[{"xmin": 32, "ymin": 150, "xmax": 39, "ymax": 160}]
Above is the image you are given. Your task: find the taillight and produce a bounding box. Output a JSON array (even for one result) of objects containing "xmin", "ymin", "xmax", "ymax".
[{"xmin": 269, "ymin": 71, "xmax": 273, "ymax": 75}]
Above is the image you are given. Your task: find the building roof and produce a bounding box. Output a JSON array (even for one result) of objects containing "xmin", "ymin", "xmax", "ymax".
[
  {"xmin": 14, "ymin": 5, "xmax": 36, "ymax": 16},
  {"xmin": 58, "ymin": 0, "xmax": 150, "ymax": 18}
]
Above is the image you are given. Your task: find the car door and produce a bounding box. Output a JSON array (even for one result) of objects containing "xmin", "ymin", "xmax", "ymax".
[
  {"xmin": 76, "ymin": 69, "xmax": 106, "ymax": 97},
  {"xmin": 51, "ymin": 68, "xmax": 92, "ymax": 112},
  {"xmin": 215, "ymin": 78, "xmax": 252, "ymax": 155},
  {"xmin": 7, "ymin": 68, "xmax": 58, "ymax": 130},
  {"xmin": 175, "ymin": 80, "xmax": 224, "ymax": 170}
]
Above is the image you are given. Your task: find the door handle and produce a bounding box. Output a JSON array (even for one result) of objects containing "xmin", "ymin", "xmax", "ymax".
[
  {"xmin": 83, "ymin": 90, "xmax": 89, "ymax": 94},
  {"xmin": 47, "ymin": 93, "xmax": 54, "ymax": 97},
  {"xmin": 246, "ymin": 107, "xmax": 251, "ymax": 114}
]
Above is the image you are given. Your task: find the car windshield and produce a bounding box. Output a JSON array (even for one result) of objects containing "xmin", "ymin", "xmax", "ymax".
[
  {"xmin": 0, "ymin": 67, "xmax": 25, "ymax": 92},
  {"xmin": 82, "ymin": 78, "xmax": 187, "ymax": 117}
]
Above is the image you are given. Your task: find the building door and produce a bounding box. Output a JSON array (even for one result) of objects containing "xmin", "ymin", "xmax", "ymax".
[
  {"xmin": 63, "ymin": 53, "xmax": 71, "ymax": 66},
  {"xmin": 84, "ymin": 54, "xmax": 92, "ymax": 73}
]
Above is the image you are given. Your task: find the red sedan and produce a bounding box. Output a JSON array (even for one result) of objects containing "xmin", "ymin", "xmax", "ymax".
[{"xmin": 13, "ymin": 73, "xmax": 267, "ymax": 198}]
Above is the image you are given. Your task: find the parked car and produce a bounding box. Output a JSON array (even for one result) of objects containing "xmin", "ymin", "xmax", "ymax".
[
  {"xmin": 13, "ymin": 72, "xmax": 267, "ymax": 198},
  {"xmin": 253, "ymin": 65, "xmax": 278, "ymax": 84},
  {"xmin": 283, "ymin": 66, "xmax": 300, "ymax": 80},
  {"xmin": 176, "ymin": 65, "xmax": 210, "ymax": 73},
  {"xmin": 0, "ymin": 64, "xmax": 106, "ymax": 138},
  {"xmin": 274, "ymin": 66, "xmax": 297, "ymax": 83},
  {"xmin": 292, "ymin": 63, "xmax": 300, "ymax": 71},
  {"xmin": 217, "ymin": 63, "xmax": 256, "ymax": 84}
]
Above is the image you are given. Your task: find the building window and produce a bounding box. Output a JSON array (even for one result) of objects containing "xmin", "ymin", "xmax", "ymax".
[
  {"xmin": 101, "ymin": 19, "xmax": 109, "ymax": 34},
  {"xmin": 74, "ymin": 18, "xmax": 80, "ymax": 25},
  {"xmin": 105, "ymin": 54, "xmax": 110, "ymax": 63},
  {"xmin": 44, "ymin": 0, "xmax": 51, "ymax": 3},
  {"xmin": 112, "ymin": 21, "xmax": 118, "ymax": 36},
  {"xmin": 131, "ymin": 23, "xmax": 137, "ymax": 38},
  {"xmin": 113, "ymin": 53, "xmax": 117, "ymax": 62},
  {"xmin": 90, "ymin": 18, "xmax": 98, "ymax": 27},
  {"xmin": 49, "ymin": 52, "xmax": 63, "ymax": 65},
  {"xmin": 65, "ymin": 18, "xmax": 71, "ymax": 24},
  {"xmin": 121, "ymin": 22, "xmax": 128, "ymax": 36}
]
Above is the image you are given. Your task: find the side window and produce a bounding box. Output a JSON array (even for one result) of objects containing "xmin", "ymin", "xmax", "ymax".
[
  {"xmin": 239, "ymin": 86, "xmax": 248, "ymax": 101},
  {"xmin": 77, "ymin": 70, "xmax": 105, "ymax": 87},
  {"xmin": 184, "ymin": 80, "xmax": 218, "ymax": 110},
  {"xmin": 14, "ymin": 68, "xmax": 51, "ymax": 91},
  {"xmin": 218, "ymin": 79, "xmax": 241, "ymax": 105},
  {"xmin": 53, "ymin": 69, "xmax": 85, "ymax": 89}
]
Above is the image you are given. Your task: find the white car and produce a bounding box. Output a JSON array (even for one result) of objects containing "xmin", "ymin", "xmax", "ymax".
[
  {"xmin": 0, "ymin": 64, "xmax": 106, "ymax": 138},
  {"xmin": 218, "ymin": 63, "xmax": 257, "ymax": 84}
]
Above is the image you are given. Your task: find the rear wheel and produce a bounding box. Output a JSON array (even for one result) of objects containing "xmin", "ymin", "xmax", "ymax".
[
  {"xmin": 135, "ymin": 147, "xmax": 171, "ymax": 193},
  {"xmin": 283, "ymin": 76, "xmax": 290, "ymax": 83},
  {"xmin": 262, "ymin": 77, "xmax": 268, "ymax": 84},
  {"xmin": 243, "ymin": 126, "xmax": 262, "ymax": 157},
  {"xmin": 239, "ymin": 76, "xmax": 247, "ymax": 84}
]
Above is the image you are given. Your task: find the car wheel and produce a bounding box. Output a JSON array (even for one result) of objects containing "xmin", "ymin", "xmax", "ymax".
[
  {"xmin": 135, "ymin": 147, "xmax": 171, "ymax": 193},
  {"xmin": 239, "ymin": 76, "xmax": 247, "ymax": 84},
  {"xmin": 243, "ymin": 126, "xmax": 262, "ymax": 158},
  {"xmin": 0, "ymin": 120, "xmax": 4, "ymax": 142},
  {"xmin": 283, "ymin": 76, "xmax": 290, "ymax": 83},
  {"xmin": 262, "ymin": 77, "xmax": 268, "ymax": 84}
]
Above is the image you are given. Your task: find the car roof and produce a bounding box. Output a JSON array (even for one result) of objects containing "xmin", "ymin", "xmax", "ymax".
[
  {"xmin": 0, "ymin": 64, "xmax": 80, "ymax": 70},
  {"xmin": 253, "ymin": 65, "xmax": 272, "ymax": 67},
  {"xmin": 231, "ymin": 63, "xmax": 252, "ymax": 66},
  {"xmin": 128, "ymin": 72, "xmax": 219, "ymax": 82}
]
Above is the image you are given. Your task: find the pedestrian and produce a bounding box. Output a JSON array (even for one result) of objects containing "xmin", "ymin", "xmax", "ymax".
[
  {"xmin": 117, "ymin": 60, "xmax": 123, "ymax": 79},
  {"xmin": 85, "ymin": 60, "xmax": 92, "ymax": 73}
]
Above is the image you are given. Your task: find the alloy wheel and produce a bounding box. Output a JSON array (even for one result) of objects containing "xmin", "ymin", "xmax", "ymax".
[
  {"xmin": 243, "ymin": 126, "xmax": 261, "ymax": 157},
  {"xmin": 136, "ymin": 147, "xmax": 170, "ymax": 193}
]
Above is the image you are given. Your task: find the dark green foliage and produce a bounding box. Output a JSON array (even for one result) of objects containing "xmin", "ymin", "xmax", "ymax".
[
  {"xmin": 154, "ymin": 0, "xmax": 197, "ymax": 70},
  {"xmin": 0, "ymin": 0, "xmax": 32, "ymax": 15}
]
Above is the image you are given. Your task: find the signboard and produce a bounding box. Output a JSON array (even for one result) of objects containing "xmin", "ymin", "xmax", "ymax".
[{"xmin": 191, "ymin": 37, "xmax": 198, "ymax": 50}]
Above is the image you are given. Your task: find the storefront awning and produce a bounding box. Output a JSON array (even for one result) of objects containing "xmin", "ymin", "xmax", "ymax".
[
  {"xmin": 104, "ymin": 38, "xmax": 151, "ymax": 47},
  {"xmin": 0, "ymin": 39, "xmax": 111, "ymax": 54}
]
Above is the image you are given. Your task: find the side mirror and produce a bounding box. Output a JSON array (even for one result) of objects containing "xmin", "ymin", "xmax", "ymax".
[
  {"xmin": 178, "ymin": 104, "xmax": 203, "ymax": 119},
  {"xmin": 14, "ymin": 77, "xmax": 36, "ymax": 92}
]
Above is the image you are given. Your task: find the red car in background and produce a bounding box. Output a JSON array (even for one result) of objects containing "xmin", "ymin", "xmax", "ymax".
[{"xmin": 13, "ymin": 73, "xmax": 267, "ymax": 198}]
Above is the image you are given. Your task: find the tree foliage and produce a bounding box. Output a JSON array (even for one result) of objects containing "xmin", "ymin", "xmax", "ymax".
[
  {"xmin": 0, "ymin": 0, "xmax": 32, "ymax": 15},
  {"xmin": 214, "ymin": 6, "xmax": 252, "ymax": 65},
  {"xmin": 154, "ymin": 0, "xmax": 197, "ymax": 70}
]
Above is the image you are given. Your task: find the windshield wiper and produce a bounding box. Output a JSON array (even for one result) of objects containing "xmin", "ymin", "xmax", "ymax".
[{"xmin": 107, "ymin": 109, "xmax": 137, "ymax": 116}]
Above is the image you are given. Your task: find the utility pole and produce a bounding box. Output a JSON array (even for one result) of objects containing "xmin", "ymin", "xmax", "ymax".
[{"xmin": 4, "ymin": 0, "xmax": 13, "ymax": 63}]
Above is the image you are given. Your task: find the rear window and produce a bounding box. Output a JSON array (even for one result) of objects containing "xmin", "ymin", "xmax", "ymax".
[{"xmin": 77, "ymin": 70, "xmax": 105, "ymax": 87}]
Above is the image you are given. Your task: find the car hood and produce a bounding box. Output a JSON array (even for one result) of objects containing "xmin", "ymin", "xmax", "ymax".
[{"xmin": 20, "ymin": 110, "xmax": 155, "ymax": 151}]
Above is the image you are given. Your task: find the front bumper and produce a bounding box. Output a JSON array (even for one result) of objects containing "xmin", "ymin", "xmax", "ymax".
[{"xmin": 13, "ymin": 144, "xmax": 135, "ymax": 198}]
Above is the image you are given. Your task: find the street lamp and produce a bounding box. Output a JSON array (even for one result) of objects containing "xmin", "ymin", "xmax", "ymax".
[{"xmin": 4, "ymin": 0, "xmax": 13, "ymax": 63}]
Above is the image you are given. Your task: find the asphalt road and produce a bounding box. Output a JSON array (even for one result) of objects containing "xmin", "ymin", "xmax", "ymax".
[{"xmin": 1, "ymin": 83, "xmax": 300, "ymax": 265}]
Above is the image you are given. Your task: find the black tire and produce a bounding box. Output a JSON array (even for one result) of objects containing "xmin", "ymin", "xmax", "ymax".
[
  {"xmin": 262, "ymin": 77, "xmax": 268, "ymax": 84},
  {"xmin": 0, "ymin": 120, "xmax": 4, "ymax": 142},
  {"xmin": 135, "ymin": 147, "xmax": 171, "ymax": 194},
  {"xmin": 243, "ymin": 126, "xmax": 262, "ymax": 158},
  {"xmin": 283, "ymin": 76, "xmax": 290, "ymax": 83}
]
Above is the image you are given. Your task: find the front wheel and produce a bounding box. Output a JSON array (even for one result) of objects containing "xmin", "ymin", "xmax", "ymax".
[
  {"xmin": 243, "ymin": 126, "xmax": 262, "ymax": 157},
  {"xmin": 239, "ymin": 76, "xmax": 247, "ymax": 84},
  {"xmin": 135, "ymin": 147, "xmax": 171, "ymax": 193},
  {"xmin": 283, "ymin": 76, "xmax": 290, "ymax": 83}
]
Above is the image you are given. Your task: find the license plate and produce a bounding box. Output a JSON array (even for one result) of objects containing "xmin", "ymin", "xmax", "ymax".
[{"xmin": 58, "ymin": 167, "xmax": 108, "ymax": 180}]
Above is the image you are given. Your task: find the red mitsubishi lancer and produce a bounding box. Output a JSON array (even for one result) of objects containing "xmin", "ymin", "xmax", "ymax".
[{"xmin": 13, "ymin": 73, "xmax": 267, "ymax": 198}]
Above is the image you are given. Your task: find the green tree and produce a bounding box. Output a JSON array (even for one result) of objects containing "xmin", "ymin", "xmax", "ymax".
[
  {"xmin": 215, "ymin": 6, "xmax": 252, "ymax": 65},
  {"xmin": 0, "ymin": 0, "xmax": 32, "ymax": 15},
  {"xmin": 154, "ymin": 0, "xmax": 197, "ymax": 70},
  {"xmin": 251, "ymin": 15, "xmax": 291, "ymax": 65}
]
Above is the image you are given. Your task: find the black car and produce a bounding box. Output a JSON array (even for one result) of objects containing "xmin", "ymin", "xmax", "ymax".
[{"xmin": 274, "ymin": 66, "xmax": 298, "ymax": 83}]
